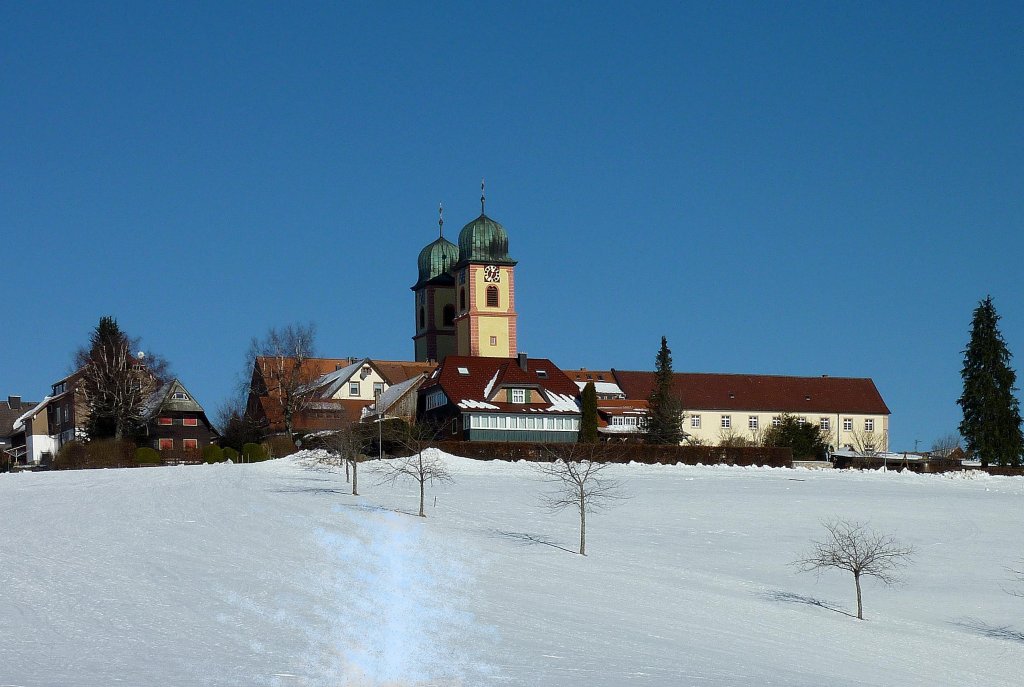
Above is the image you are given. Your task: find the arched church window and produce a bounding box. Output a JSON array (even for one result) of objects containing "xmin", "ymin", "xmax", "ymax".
[
  {"xmin": 419, "ymin": 307, "xmax": 425, "ymax": 329},
  {"xmin": 443, "ymin": 304, "xmax": 455, "ymax": 327},
  {"xmin": 486, "ymin": 285, "xmax": 499, "ymax": 307},
  {"xmin": 460, "ymin": 288, "xmax": 466, "ymax": 311}
]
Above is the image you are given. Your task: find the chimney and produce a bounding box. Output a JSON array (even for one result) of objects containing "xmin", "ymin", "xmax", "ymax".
[
  {"xmin": 8, "ymin": 395, "xmax": 21, "ymax": 408},
  {"xmin": 517, "ymin": 352, "xmax": 528, "ymax": 371}
]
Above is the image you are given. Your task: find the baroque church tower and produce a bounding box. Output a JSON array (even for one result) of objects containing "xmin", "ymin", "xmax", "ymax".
[{"xmin": 412, "ymin": 184, "xmax": 518, "ymax": 362}]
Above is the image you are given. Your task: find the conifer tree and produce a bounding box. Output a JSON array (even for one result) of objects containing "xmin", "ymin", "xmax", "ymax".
[
  {"xmin": 957, "ymin": 296, "xmax": 1023, "ymax": 467},
  {"xmin": 579, "ymin": 381, "xmax": 599, "ymax": 443},
  {"xmin": 75, "ymin": 316, "xmax": 168, "ymax": 440},
  {"xmin": 645, "ymin": 336, "xmax": 683, "ymax": 444}
]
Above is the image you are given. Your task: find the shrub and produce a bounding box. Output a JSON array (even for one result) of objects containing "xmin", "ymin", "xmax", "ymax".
[
  {"xmin": 264, "ymin": 435, "xmax": 297, "ymax": 458},
  {"xmin": 223, "ymin": 446, "xmax": 239, "ymax": 462},
  {"xmin": 135, "ymin": 447, "xmax": 162, "ymax": 464},
  {"xmin": 242, "ymin": 442, "xmax": 269, "ymax": 462},
  {"xmin": 54, "ymin": 440, "xmax": 87, "ymax": 470},
  {"xmin": 202, "ymin": 444, "xmax": 224, "ymax": 463},
  {"xmin": 86, "ymin": 439, "xmax": 136, "ymax": 468}
]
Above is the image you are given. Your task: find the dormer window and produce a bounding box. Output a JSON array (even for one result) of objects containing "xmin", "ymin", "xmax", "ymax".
[
  {"xmin": 511, "ymin": 388, "xmax": 526, "ymax": 404},
  {"xmin": 536, "ymin": 370, "xmax": 548, "ymax": 378}
]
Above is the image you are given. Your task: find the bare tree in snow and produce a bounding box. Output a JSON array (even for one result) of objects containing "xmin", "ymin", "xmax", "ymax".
[
  {"xmin": 535, "ymin": 444, "xmax": 627, "ymax": 556},
  {"xmin": 794, "ymin": 519, "xmax": 914, "ymax": 620},
  {"xmin": 375, "ymin": 422, "xmax": 452, "ymax": 517},
  {"xmin": 246, "ymin": 322, "xmax": 318, "ymax": 441},
  {"xmin": 318, "ymin": 421, "xmax": 367, "ymax": 496},
  {"xmin": 930, "ymin": 433, "xmax": 962, "ymax": 458},
  {"xmin": 849, "ymin": 428, "xmax": 887, "ymax": 457}
]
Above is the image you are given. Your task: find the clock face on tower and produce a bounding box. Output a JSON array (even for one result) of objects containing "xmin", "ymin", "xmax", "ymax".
[{"xmin": 483, "ymin": 265, "xmax": 500, "ymax": 283}]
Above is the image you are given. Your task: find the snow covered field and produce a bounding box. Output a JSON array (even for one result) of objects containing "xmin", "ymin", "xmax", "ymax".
[{"xmin": 2, "ymin": 452, "xmax": 1022, "ymax": 686}]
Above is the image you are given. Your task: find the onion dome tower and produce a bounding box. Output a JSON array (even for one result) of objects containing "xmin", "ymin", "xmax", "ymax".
[
  {"xmin": 452, "ymin": 180, "xmax": 519, "ymax": 358},
  {"xmin": 412, "ymin": 205, "xmax": 459, "ymax": 363}
]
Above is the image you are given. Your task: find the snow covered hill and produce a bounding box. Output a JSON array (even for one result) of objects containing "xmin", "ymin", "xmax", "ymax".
[{"xmin": 2, "ymin": 452, "xmax": 1022, "ymax": 686}]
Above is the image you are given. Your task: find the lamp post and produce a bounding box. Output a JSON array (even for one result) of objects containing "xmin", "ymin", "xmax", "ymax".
[{"xmin": 376, "ymin": 390, "xmax": 383, "ymax": 462}]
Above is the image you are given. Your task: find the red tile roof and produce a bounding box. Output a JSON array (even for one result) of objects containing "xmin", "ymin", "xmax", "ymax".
[
  {"xmin": 612, "ymin": 371, "xmax": 890, "ymax": 415},
  {"xmin": 567, "ymin": 369, "xmax": 617, "ymax": 384},
  {"xmin": 374, "ymin": 360, "xmax": 437, "ymax": 385},
  {"xmin": 423, "ymin": 355, "xmax": 580, "ymax": 413}
]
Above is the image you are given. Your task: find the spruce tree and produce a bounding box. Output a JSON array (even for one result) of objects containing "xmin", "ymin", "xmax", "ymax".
[
  {"xmin": 579, "ymin": 381, "xmax": 599, "ymax": 443},
  {"xmin": 645, "ymin": 336, "xmax": 683, "ymax": 444},
  {"xmin": 957, "ymin": 296, "xmax": 1024, "ymax": 467}
]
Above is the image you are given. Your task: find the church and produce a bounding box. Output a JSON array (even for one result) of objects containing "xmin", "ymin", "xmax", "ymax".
[{"xmin": 411, "ymin": 186, "xmax": 518, "ymax": 363}]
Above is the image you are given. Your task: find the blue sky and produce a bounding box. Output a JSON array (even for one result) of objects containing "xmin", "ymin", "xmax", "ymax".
[{"xmin": 2, "ymin": 2, "xmax": 1021, "ymax": 450}]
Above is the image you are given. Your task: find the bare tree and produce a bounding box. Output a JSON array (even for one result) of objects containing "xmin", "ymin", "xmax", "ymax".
[
  {"xmin": 931, "ymin": 433, "xmax": 962, "ymax": 458},
  {"xmin": 849, "ymin": 428, "xmax": 887, "ymax": 457},
  {"xmin": 74, "ymin": 316, "xmax": 169, "ymax": 440},
  {"xmin": 794, "ymin": 519, "xmax": 914, "ymax": 620},
  {"xmin": 375, "ymin": 423, "xmax": 452, "ymax": 517},
  {"xmin": 535, "ymin": 444, "xmax": 627, "ymax": 556},
  {"xmin": 318, "ymin": 423, "xmax": 367, "ymax": 496},
  {"xmin": 246, "ymin": 323, "xmax": 318, "ymax": 441}
]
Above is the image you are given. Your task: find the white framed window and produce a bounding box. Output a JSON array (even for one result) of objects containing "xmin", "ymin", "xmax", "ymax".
[
  {"xmin": 748, "ymin": 416, "xmax": 758, "ymax": 430},
  {"xmin": 820, "ymin": 418, "xmax": 830, "ymax": 431},
  {"xmin": 721, "ymin": 415, "xmax": 731, "ymax": 429},
  {"xmin": 843, "ymin": 418, "xmax": 853, "ymax": 431},
  {"xmin": 373, "ymin": 382, "xmax": 384, "ymax": 396},
  {"xmin": 691, "ymin": 415, "xmax": 701, "ymax": 428},
  {"xmin": 511, "ymin": 388, "xmax": 526, "ymax": 404},
  {"xmin": 490, "ymin": 336, "xmax": 497, "ymax": 346},
  {"xmin": 797, "ymin": 417, "xmax": 806, "ymax": 427},
  {"xmin": 172, "ymin": 391, "xmax": 189, "ymax": 401},
  {"xmin": 526, "ymin": 417, "xmax": 537, "ymax": 429},
  {"xmin": 772, "ymin": 416, "xmax": 781, "ymax": 428},
  {"xmin": 865, "ymin": 418, "xmax": 874, "ymax": 432},
  {"xmin": 349, "ymin": 382, "xmax": 360, "ymax": 396}
]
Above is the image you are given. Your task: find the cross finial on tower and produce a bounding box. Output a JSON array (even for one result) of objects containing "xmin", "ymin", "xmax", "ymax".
[
  {"xmin": 480, "ymin": 178, "xmax": 486, "ymax": 215},
  {"xmin": 438, "ymin": 202, "xmax": 444, "ymax": 238}
]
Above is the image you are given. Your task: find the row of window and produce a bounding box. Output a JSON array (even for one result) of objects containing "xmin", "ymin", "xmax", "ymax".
[
  {"xmin": 469, "ymin": 414, "xmax": 579, "ymax": 431},
  {"xmin": 690, "ymin": 415, "xmax": 876, "ymax": 432},
  {"xmin": 157, "ymin": 417, "xmax": 199, "ymax": 426},
  {"xmin": 158, "ymin": 438, "xmax": 199, "ymax": 451},
  {"xmin": 347, "ymin": 381, "xmax": 385, "ymax": 398},
  {"xmin": 610, "ymin": 416, "xmax": 644, "ymax": 427}
]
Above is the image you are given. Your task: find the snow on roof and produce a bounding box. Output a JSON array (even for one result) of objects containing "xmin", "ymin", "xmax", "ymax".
[
  {"xmin": 575, "ymin": 380, "xmax": 624, "ymax": 396},
  {"xmin": 482, "ymin": 369, "xmax": 500, "ymax": 399},
  {"xmin": 10, "ymin": 396, "xmax": 51, "ymax": 433},
  {"xmin": 458, "ymin": 399, "xmax": 500, "ymax": 410},
  {"xmin": 545, "ymin": 393, "xmax": 579, "ymax": 413}
]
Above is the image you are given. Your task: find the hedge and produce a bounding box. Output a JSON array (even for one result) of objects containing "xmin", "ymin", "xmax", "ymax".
[
  {"xmin": 430, "ymin": 441, "xmax": 793, "ymax": 467},
  {"xmin": 135, "ymin": 447, "xmax": 162, "ymax": 464}
]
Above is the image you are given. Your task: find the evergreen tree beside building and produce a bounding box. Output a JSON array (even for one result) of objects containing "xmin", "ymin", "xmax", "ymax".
[
  {"xmin": 645, "ymin": 336, "xmax": 683, "ymax": 445},
  {"xmin": 579, "ymin": 381, "xmax": 599, "ymax": 443},
  {"xmin": 957, "ymin": 296, "xmax": 1024, "ymax": 467}
]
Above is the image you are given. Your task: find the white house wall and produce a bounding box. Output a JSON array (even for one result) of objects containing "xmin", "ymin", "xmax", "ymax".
[{"xmin": 682, "ymin": 408, "xmax": 889, "ymax": 451}]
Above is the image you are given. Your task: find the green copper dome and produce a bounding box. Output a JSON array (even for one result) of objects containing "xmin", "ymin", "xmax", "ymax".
[
  {"xmin": 416, "ymin": 235, "xmax": 459, "ymax": 286},
  {"xmin": 457, "ymin": 214, "xmax": 516, "ymax": 265}
]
